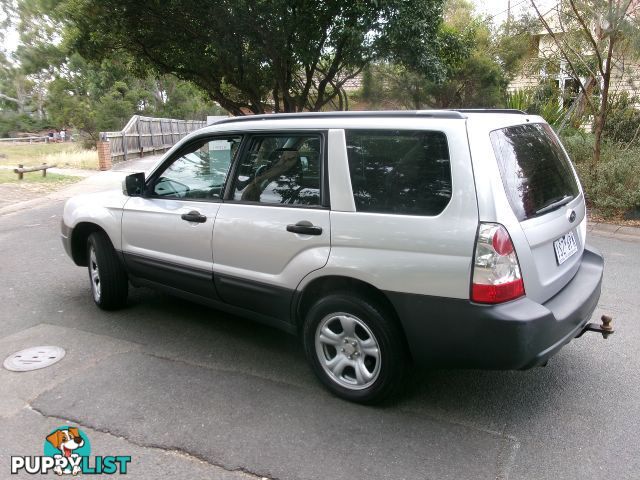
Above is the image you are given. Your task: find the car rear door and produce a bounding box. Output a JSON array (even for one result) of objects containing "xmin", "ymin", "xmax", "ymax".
[
  {"xmin": 489, "ymin": 122, "xmax": 585, "ymax": 303},
  {"xmin": 211, "ymin": 131, "xmax": 330, "ymax": 325},
  {"xmin": 121, "ymin": 135, "xmax": 241, "ymax": 299}
]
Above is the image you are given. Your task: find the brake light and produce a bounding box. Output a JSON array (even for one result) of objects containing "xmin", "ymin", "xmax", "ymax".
[{"xmin": 471, "ymin": 223, "xmax": 525, "ymax": 304}]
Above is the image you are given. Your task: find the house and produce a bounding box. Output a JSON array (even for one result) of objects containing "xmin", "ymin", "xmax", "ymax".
[{"xmin": 508, "ymin": 1, "xmax": 640, "ymax": 108}]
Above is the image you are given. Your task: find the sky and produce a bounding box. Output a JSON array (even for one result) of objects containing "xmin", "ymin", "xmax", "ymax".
[{"xmin": 472, "ymin": 0, "xmax": 555, "ymax": 24}]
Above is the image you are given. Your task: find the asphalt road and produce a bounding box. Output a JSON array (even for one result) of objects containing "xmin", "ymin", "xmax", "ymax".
[{"xmin": 0, "ymin": 192, "xmax": 638, "ymax": 480}]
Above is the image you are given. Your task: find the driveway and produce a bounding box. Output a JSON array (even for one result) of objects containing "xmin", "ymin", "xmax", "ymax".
[{"xmin": 0, "ymin": 178, "xmax": 638, "ymax": 479}]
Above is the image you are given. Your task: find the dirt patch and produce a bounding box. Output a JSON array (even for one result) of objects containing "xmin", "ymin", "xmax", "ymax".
[{"xmin": 0, "ymin": 176, "xmax": 81, "ymax": 210}]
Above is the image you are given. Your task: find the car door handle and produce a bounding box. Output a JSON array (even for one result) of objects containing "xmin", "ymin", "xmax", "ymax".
[
  {"xmin": 181, "ymin": 211, "xmax": 207, "ymax": 223},
  {"xmin": 286, "ymin": 221, "xmax": 323, "ymax": 235}
]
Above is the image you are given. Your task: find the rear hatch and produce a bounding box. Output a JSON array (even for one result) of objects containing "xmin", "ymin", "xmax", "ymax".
[{"xmin": 490, "ymin": 122, "xmax": 585, "ymax": 303}]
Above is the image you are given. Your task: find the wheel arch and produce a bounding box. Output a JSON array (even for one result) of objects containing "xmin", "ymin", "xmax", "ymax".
[
  {"xmin": 294, "ymin": 275, "xmax": 411, "ymax": 359},
  {"xmin": 70, "ymin": 222, "xmax": 111, "ymax": 266}
]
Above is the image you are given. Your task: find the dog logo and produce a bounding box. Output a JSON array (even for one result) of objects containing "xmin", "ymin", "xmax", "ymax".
[
  {"xmin": 10, "ymin": 425, "xmax": 130, "ymax": 476},
  {"xmin": 44, "ymin": 427, "xmax": 90, "ymax": 475}
]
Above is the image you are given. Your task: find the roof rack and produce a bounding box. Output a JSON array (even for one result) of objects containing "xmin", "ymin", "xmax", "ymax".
[
  {"xmin": 212, "ymin": 110, "xmax": 466, "ymax": 125},
  {"xmin": 451, "ymin": 109, "xmax": 527, "ymax": 115}
]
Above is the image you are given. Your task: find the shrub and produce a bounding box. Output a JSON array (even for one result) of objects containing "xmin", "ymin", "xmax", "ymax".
[
  {"xmin": 603, "ymin": 93, "xmax": 640, "ymax": 146},
  {"xmin": 0, "ymin": 112, "xmax": 51, "ymax": 138},
  {"xmin": 562, "ymin": 132, "xmax": 640, "ymax": 216},
  {"xmin": 506, "ymin": 85, "xmax": 567, "ymax": 127}
]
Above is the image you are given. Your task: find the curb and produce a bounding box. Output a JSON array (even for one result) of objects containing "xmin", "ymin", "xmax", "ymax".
[{"xmin": 587, "ymin": 222, "xmax": 640, "ymax": 240}]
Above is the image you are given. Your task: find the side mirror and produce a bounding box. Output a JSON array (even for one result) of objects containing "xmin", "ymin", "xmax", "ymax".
[{"xmin": 123, "ymin": 172, "xmax": 145, "ymax": 196}]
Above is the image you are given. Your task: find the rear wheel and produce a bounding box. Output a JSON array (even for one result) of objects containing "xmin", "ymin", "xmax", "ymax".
[
  {"xmin": 87, "ymin": 232, "xmax": 128, "ymax": 310},
  {"xmin": 303, "ymin": 293, "xmax": 407, "ymax": 404}
]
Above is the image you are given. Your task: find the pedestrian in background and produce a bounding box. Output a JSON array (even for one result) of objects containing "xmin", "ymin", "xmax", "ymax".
[{"xmin": 60, "ymin": 129, "xmax": 66, "ymax": 142}]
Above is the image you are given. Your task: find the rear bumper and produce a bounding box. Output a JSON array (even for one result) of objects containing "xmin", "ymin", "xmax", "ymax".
[{"xmin": 387, "ymin": 245, "xmax": 604, "ymax": 369}]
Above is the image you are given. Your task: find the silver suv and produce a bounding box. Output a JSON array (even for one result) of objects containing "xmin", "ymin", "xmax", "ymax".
[{"xmin": 61, "ymin": 111, "xmax": 604, "ymax": 403}]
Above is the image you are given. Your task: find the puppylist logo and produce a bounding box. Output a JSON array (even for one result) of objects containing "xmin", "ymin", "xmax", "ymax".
[{"xmin": 10, "ymin": 426, "xmax": 131, "ymax": 475}]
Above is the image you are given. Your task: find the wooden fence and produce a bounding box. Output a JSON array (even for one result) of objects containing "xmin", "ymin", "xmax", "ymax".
[
  {"xmin": 100, "ymin": 115, "xmax": 206, "ymax": 162},
  {"xmin": 0, "ymin": 136, "xmax": 49, "ymax": 143}
]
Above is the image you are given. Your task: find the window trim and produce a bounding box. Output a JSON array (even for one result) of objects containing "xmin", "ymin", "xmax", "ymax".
[
  {"xmin": 143, "ymin": 134, "xmax": 244, "ymax": 203},
  {"xmin": 223, "ymin": 130, "xmax": 329, "ymax": 210}
]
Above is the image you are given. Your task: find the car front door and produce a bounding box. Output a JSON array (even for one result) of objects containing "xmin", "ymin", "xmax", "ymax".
[
  {"xmin": 212, "ymin": 132, "xmax": 330, "ymax": 325},
  {"xmin": 121, "ymin": 135, "xmax": 241, "ymax": 299}
]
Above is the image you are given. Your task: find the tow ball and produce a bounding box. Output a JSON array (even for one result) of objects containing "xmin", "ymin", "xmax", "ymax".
[{"xmin": 577, "ymin": 315, "xmax": 615, "ymax": 339}]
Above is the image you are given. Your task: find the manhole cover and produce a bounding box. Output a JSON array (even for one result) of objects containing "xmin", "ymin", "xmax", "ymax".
[{"xmin": 3, "ymin": 346, "xmax": 66, "ymax": 372}]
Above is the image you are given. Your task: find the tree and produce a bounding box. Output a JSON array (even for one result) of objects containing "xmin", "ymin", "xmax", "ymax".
[
  {"xmin": 355, "ymin": 0, "xmax": 528, "ymax": 109},
  {"xmin": 57, "ymin": 0, "xmax": 449, "ymax": 115},
  {"xmin": 3, "ymin": 0, "xmax": 226, "ymax": 139},
  {"xmin": 43, "ymin": 54, "xmax": 223, "ymax": 143},
  {"xmin": 529, "ymin": 0, "xmax": 640, "ymax": 168}
]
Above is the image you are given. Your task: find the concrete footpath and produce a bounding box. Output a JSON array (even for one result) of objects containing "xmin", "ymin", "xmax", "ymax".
[
  {"xmin": 0, "ymin": 156, "xmax": 161, "ymax": 216},
  {"xmin": 587, "ymin": 221, "xmax": 640, "ymax": 241}
]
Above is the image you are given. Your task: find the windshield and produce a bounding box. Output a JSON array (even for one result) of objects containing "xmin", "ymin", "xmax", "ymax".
[{"xmin": 490, "ymin": 123, "xmax": 580, "ymax": 221}]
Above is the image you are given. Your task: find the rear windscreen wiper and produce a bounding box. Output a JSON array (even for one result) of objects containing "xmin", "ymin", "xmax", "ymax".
[{"xmin": 535, "ymin": 195, "xmax": 573, "ymax": 216}]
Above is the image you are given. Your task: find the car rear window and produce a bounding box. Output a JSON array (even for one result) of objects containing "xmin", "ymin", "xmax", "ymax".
[
  {"xmin": 345, "ymin": 130, "xmax": 452, "ymax": 216},
  {"xmin": 490, "ymin": 123, "xmax": 580, "ymax": 221}
]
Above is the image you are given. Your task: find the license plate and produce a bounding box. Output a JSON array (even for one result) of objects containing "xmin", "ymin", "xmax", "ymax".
[{"xmin": 553, "ymin": 231, "xmax": 578, "ymax": 265}]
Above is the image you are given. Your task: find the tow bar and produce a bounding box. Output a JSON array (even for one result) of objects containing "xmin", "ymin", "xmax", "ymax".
[{"xmin": 576, "ymin": 315, "xmax": 615, "ymax": 339}]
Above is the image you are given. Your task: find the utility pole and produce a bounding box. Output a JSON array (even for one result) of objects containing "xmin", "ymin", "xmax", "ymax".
[{"xmin": 507, "ymin": 0, "xmax": 512, "ymax": 35}]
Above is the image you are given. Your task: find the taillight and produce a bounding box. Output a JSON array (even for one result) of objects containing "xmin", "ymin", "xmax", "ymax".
[{"xmin": 471, "ymin": 223, "xmax": 525, "ymax": 304}]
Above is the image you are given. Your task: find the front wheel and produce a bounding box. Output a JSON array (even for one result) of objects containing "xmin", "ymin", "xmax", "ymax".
[
  {"xmin": 303, "ymin": 293, "xmax": 407, "ymax": 404},
  {"xmin": 87, "ymin": 232, "xmax": 128, "ymax": 310}
]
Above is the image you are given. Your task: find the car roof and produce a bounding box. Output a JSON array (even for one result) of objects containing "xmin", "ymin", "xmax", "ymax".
[
  {"xmin": 191, "ymin": 109, "xmax": 541, "ymax": 136},
  {"xmin": 210, "ymin": 109, "xmax": 527, "ymax": 126}
]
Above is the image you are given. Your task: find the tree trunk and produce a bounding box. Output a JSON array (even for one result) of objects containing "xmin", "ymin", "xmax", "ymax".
[{"xmin": 592, "ymin": 33, "xmax": 616, "ymax": 171}]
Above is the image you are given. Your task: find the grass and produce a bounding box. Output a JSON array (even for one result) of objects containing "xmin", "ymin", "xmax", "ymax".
[
  {"xmin": 0, "ymin": 142, "xmax": 98, "ymax": 170},
  {"xmin": 0, "ymin": 169, "xmax": 82, "ymax": 192},
  {"xmin": 0, "ymin": 168, "xmax": 82, "ymax": 186}
]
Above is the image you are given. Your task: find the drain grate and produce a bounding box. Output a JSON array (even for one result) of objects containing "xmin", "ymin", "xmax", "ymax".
[{"xmin": 3, "ymin": 346, "xmax": 66, "ymax": 372}]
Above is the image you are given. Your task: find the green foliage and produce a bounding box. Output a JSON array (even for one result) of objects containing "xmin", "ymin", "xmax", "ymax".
[
  {"xmin": 58, "ymin": 0, "xmax": 449, "ymax": 114},
  {"xmin": 493, "ymin": 14, "xmax": 539, "ymax": 80},
  {"xmin": 1, "ymin": 0, "xmax": 224, "ymax": 142},
  {"xmin": 427, "ymin": 49, "xmax": 507, "ymax": 108},
  {"xmin": 562, "ymin": 132, "xmax": 640, "ymax": 216},
  {"xmin": 0, "ymin": 111, "xmax": 49, "ymax": 137},
  {"xmin": 537, "ymin": 98, "xmax": 565, "ymax": 127},
  {"xmin": 505, "ymin": 89, "xmax": 533, "ymax": 111},
  {"xmin": 354, "ymin": 0, "xmax": 533, "ymax": 110},
  {"xmin": 603, "ymin": 93, "xmax": 640, "ymax": 145},
  {"xmin": 507, "ymin": 84, "xmax": 568, "ymax": 127}
]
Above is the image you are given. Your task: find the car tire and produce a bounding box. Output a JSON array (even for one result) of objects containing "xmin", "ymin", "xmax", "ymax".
[
  {"xmin": 87, "ymin": 232, "xmax": 128, "ymax": 310},
  {"xmin": 303, "ymin": 292, "xmax": 407, "ymax": 404}
]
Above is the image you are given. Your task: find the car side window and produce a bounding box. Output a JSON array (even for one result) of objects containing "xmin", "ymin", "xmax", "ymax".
[
  {"xmin": 345, "ymin": 130, "xmax": 452, "ymax": 216},
  {"xmin": 231, "ymin": 134, "xmax": 321, "ymax": 206},
  {"xmin": 152, "ymin": 136, "xmax": 241, "ymax": 200}
]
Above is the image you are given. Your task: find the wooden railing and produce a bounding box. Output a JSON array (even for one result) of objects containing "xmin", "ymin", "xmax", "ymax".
[
  {"xmin": 100, "ymin": 115, "xmax": 206, "ymax": 162},
  {"xmin": 0, "ymin": 136, "xmax": 49, "ymax": 143}
]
